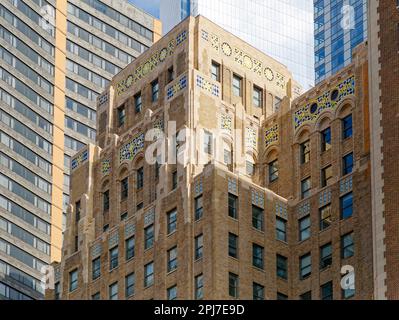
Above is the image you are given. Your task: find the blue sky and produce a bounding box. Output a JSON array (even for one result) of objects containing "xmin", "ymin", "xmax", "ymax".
[{"xmin": 128, "ymin": 0, "xmax": 160, "ymax": 18}]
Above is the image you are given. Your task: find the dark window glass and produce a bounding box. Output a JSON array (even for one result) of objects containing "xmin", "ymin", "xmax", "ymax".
[
  {"xmin": 144, "ymin": 224, "xmax": 154, "ymax": 250},
  {"xmin": 144, "ymin": 262, "xmax": 154, "ymax": 287},
  {"xmin": 321, "ymin": 127, "xmax": 331, "ymax": 151},
  {"xmin": 151, "ymin": 79, "xmax": 159, "ymax": 102},
  {"xmin": 343, "ymin": 153, "xmax": 354, "ymax": 175},
  {"xmin": 342, "ymin": 115, "xmax": 353, "ymax": 139},
  {"xmin": 253, "ymin": 283, "xmax": 264, "ymax": 300},
  {"xmin": 232, "ymin": 74, "xmax": 242, "ymax": 97},
  {"xmin": 341, "ymin": 232, "xmax": 354, "ymax": 259},
  {"xmin": 195, "ymin": 274, "xmax": 203, "ymax": 299},
  {"xmin": 228, "ymin": 273, "xmax": 239, "ymax": 298},
  {"xmin": 228, "ymin": 193, "xmax": 238, "ymax": 219},
  {"xmin": 167, "ymin": 209, "xmax": 177, "ymax": 234},
  {"xmin": 276, "ymin": 217, "xmax": 287, "ymax": 242},
  {"xmin": 300, "ymin": 253, "xmax": 311, "ymax": 279},
  {"xmin": 300, "ymin": 140, "xmax": 310, "ymax": 164},
  {"xmin": 126, "ymin": 236, "xmax": 135, "ymax": 260},
  {"xmin": 321, "ymin": 165, "xmax": 333, "ymax": 187},
  {"xmin": 134, "ymin": 92, "xmax": 142, "ymax": 113},
  {"xmin": 299, "ymin": 215, "xmax": 311, "ymax": 241},
  {"xmin": 340, "ymin": 192, "xmax": 353, "ymax": 219},
  {"xmin": 121, "ymin": 178, "xmax": 128, "ymax": 200},
  {"xmin": 167, "ymin": 246, "xmax": 178, "ymax": 272},
  {"xmin": 69, "ymin": 269, "xmax": 78, "ymax": 292},
  {"xmin": 300, "ymin": 291, "xmax": 312, "ymax": 300},
  {"xmin": 321, "ymin": 281, "xmax": 333, "ymax": 300},
  {"xmin": 253, "ymin": 86, "xmax": 262, "ymax": 108},
  {"xmin": 320, "ymin": 204, "xmax": 332, "ymax": 230},
  {"xmin": 117, "ymin": 105, "xmax": 126, "ymax": 127},
  {"xmin": 125, "ymin": 273, "xmax": 135, "ymax": 297},
  {"xmin": 252, "ymin": 244, "xmax": 264, "ymax": 269},
  {"xmin": 252, "ymin": 205, "xmax": 264, "ymax": 231},
  {"xmin": 301, "ymin": 177, "xmax": 311, "ymax": 199},
  {"xmin": 276, "ymin": 254, "xmax": 288, "ymax": 279},
  {"xmin": 92, "ymin": 257, "xmax": 101, "ymax": 280},
  {"xmin": 109, "ymin": 246, "xmax": 118, "ymax": 270},
  {"xmin": 194, "ymin": 195, "xmax": 203, "ymax": 221},
  {"xmin": 320, "ymin": 243, "xmax": 332, "ymax": 269},
  {"xmin": 195, "ymin": 234, "xmax": 203, "ymax": 260},
  {"xmin": 103, "ymin": 190, "xmax": 109, "ymax": 212},
  {"xmin": 136, "ymin": 167, "xmax": 143, "ymax": 189},
  {"xmin": 269, "ymin": 160, "xmax": 279, "ymax": 182},
  {"xmin": 228, "ymin": 233, "xmax": 238, "ymax": 258},
  {"xmin": 211, "ymin": 61, "xmax": 220, "ymax": 82}
]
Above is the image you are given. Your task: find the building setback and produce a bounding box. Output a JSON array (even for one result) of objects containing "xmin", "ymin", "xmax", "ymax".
[
  {"xmin": 0, "ymin": 0, "xmax": 160, "ymax": 300},
  {"xmin": 46, "ymin": 16, "xmax": 377, "ymax": 300}
]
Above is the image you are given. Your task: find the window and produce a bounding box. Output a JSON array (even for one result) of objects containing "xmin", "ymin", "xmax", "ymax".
[
  {"xmin": 54, "ymin": 282, "xmax": 60, "ymax": 300},
  {"xmin": 343, "ymin": 153, "xmax": 354, "ymax": 175},
  {"xmin": 252, "ymin": 244, "xmax": 264, "ymax": 269},
  {"xmin": 109, "ymin": 282, "xmax": 118, "ymax": 300},
  {"xmin": 276, "ymin": 217, "xmax": 287, "ymax": 242},
  {"xmin": 167, "ymin": 246, "xmax": 178, "ymax": 272},
  {"xmin": 300, "ymin": 291, "xmax": 311, "ymax": 300},
  {"xmin": 299, "ymin": 215, "xmax": 311, "ymax": 241},
  {"xmin": 151, "ymin": 79, "xmax": 159, "ymax": 102},
  {"xmin": 121, "ymin": 212, "xmax": 128, "ymax": 221},
  {"xmin": 125, "ymin": 273, "xmax": 135, "ymax": 297},
  {"xmin": 321, "ymin": 165, "xmax": 333, "ymax": 187},
  {"xmin": 126, "ymin": 236, "xmax": 135, "ymax": 260},
  {"xmin": 277, "ymin": 292, "xmax": 288, "ymax": 300},
  {"xmin": 228, "ymin": 193, "xmax": 238, "ymax": 219},
  {"xmin": 172, "ymin": 170, "xmax": 177, "ymax": 190},
  {"xmin": 253, "ymin": 283, "xmax": 264, "ymax": 300},
  {"xmin": 109, "ymin": 246, "xmax": 119, "ymax": 270},
  {"xmin": 301, "ymin": 177, "xmax": 311, "ymax": 199},
  {"xmin": 300, "ymin": 253, "xmax": 311, "ymax": 279},
  {"xmin": 103, "ymin": 224, "xmax": 109, "ymax": 232},
  {"xmin": 117, "ymin": 105, "xmax": 126, "ymax": 127},
  {"xmin": 167, "ymin": 209, "xmax": 177, "ymax": 234},
  {"xmin": 340, "ymin": 192, "xmax": 353, "ymax": 219},
  {"xmin": 92, "ymin": 257, "xmax": 101, "ymax": 280},
  {"xmin": 194, "ymin": 234, "xmax": 203, "ymax": 260},
  {"xmin": 211, "ymin": 61, "xmax": 220, "ymax": 82},
  {"xmin": 252, "ymin": 205, "xmax": 264, "ymax": 231},
  {"xmin": 320, "ymin": 243, "xmax": 332, "ymax": 269},
  {"xmin": 167, "ymin": 66, "xmax": 174, "ymax": 83},
  {"xmin": 167, "ymin": 285, "xmax": 177, "ymax": 300},
  {"xmin": 253, "ymin": 86, "xmax": 262, "ymax": 108},
  {"xmin": 144, "ymin": 224, "xmax": 154, "ymax": 250},
  {"xmin": 320, "ymin": 205, "xmax": 331, "ymax": 230},
  {"xmin": 195, "ymin": 274, "xmax": 203, "ymax": 299},
  {"xmin": 268, "ymin": 160, "xmax": 278, "ymax": 182},
  {"xmin": 321, "ymin": 281, "xmax": 333, "ymax": 300},
  {"xmin": 121, "ymin": 178, "xmax": 128, "ymax": 200},
  {"xmin": 136, "ymin": 202, "xmax": 143, "ymax": 211},
  {"xmin": 224, "ymin": 149, "xmax": 232, "ymax": 165},
  {"xmin": 232, "ymin": 74, "xmax": 242, "ymax": 97},
  {"xmin": 228, "ymin": 273, "xmax": 239, "ymax": 298},
  {"xmin": 276, "ymin": 255, "xmax": 288, "ymax": 279},
  {"xmin": 204, "ymin": 130, "xmax": 212, "ymax": 154},
  {"xmin": 144, "ymin": 262, "xmax": 154, "ymax": 287},
  {"xmin": 134, "ymin": 92, "xmax": 142, "ymax": 113},
  {"xmin": 321, "ymin": 127, "xmax": 331, "ymax": 151},
  {"xmin": 194, "ymin": 195, "xmax": 203, "ymax": 221},
  {"xmin": 69, "ymin": 269, "xmax": 78, "ymax": 292},
  {"xmin": 342, "ymin": 115, "xmax": 352, "ymax": 139},
  {"xmin": 341, "ymin": 233, "xmax": 354, "ymax": 259},
  {"xmin": 91, "ymin": 292, "xmax": 100, "ymax": 300},
  {"xmin": 246, "ymin": 161, "xmax": 255, "ymax": 176},
  {"xmin": 103, "ymin": 190, "xmax": 109, "ymax": 212},
  {"xmin": 300, "ymin": 140, "xmax": 310, "ymax": 164},
  {"xmin": 75, "ymin": 200, "xmax": 81, "ymax": 223},
  {"xmin": 136, "ymin": 167, "xmax": 143, "ymax": 189},
  {"xmin": 228, "ymin": 233, "xmax": 238, "ymax": 258}
]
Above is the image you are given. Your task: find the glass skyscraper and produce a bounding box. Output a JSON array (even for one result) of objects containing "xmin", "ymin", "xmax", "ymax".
[
  {"xmin": 160, "ymin": 0, "xmax": 315, "ymax": 89},
  {"xmin": 314, "ymin": 0, "xmax": 367, "ymax": 83}
]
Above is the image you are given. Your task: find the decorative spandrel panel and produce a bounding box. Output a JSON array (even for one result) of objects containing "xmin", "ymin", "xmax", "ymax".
[
  {"xmin": 246, "ymin": 127, "xmax": 257, "ymax": 149},
  {"xmin": 71, "ymin": 149, "xmax": 88, "ymax": 171},
  {"xmin": 119, "ymin": 133, "xmax": 144, "ymax": 163},
  {"xmin": 220, "ymin": 114, "xmax": 232, "ymax": 134},
  {"xmin": 101, "ymin": 158, "xmax": 111, "ymax": 176},
  {"xmin": 264, "ymin": 124, "xmax": 279, "ymax": 148},
  {"xmin": 166, "ymin": 74, "xmax": 187, "ymax": 101}
]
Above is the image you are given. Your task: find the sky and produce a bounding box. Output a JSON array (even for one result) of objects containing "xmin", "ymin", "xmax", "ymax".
[{"xmin": 128, "ymin": 0, "xmax": 160, "ymax": 18}]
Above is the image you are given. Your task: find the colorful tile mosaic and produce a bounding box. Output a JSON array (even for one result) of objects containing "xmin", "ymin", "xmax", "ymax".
[
  {"xmin": 166, "ymin": 74, "xmax": 188, "ymax": 101},
  {"xmin": 101, "ymin": 159, "xmax": 111, "ymax": 176},
  {"xmin": 119, "ymin": 133, "xmax": 144, "ymax": 163},
  {"xmin": 293, "ymin": 76, "xmax": 355, "ymax": 130},
  {"xmin": 176, "ymin": 30, "xmax": 187, "ymax": 45},
  {"xmin": 221, "ymin": 114, "xmax": 232, "ymax": 133},
  {"xmin": 264, "ymin": 124, "xmax": 279, "ymax": 148},
  {"xmin": 196, "ymin": 74, "xmax": 220, "ymax": 97},
  {"xmin": 71, "ymin": 149, "xmax": 88, "ymax": 170},
  {"xmin": 152, "ymin": 118, "xmax": 164, "ymax": 141},
  {"xmin": 275, "ymin": 202, "xmax": 288, "ymax": 220},
  {"xmin": 340, "ymin": 175, "xmax": 353, "ymax": 194},
  {"xmin": 246, "ymin": 127, "xmax": 257, "ymax": 149},
  {"xmin": 319, "ymin": 189, "xmax": 332, "ymax": 207},
  {"xmin": 98, "ymin": 92, "xmax": 109, "ymax": 106},
  {"xmin": 228, "ymin": 177, "xmax": 238, "ymax": 194},
  {"xmin": 251, "ymin": 189, "xmax": 264, "ymax": 208}
]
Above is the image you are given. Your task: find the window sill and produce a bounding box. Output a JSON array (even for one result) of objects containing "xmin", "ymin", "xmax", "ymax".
[
  {"xmin": 109, "ymin": 266, "xmax": 119, "ymax": 273},
  {"xmin": 276, "ymin": 239, "xmax": 288, "ymax": 245},
  {"xmin": 194, "ymin": 257, "xmax": 203, "ymax": 263},
  {"xmin": 251, "ymin": 227, "xmax": 265, "ymax": 234},
  {"xmin": 167, "ymin": 230, "xmax": 177, "ymax": 238},
  {"xmin": 166, "ymin": 268, "xmax": 178, "ymax": 276}
]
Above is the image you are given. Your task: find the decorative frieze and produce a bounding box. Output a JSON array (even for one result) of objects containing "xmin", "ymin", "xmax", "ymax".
[
  {"xmin": 71, "ymin": 149, "xmax": 88, "ymax": 171},
  {"xmin": 101, "ymin": 158, "xmax": 111, "ymax": 176},
  {"xmin": 196, "ymin": 74, "xmax": 220, "ymax": 97},
  {"xmin": 246, "ymin": 127, "xmax": 257, "ymax": 149},
  {"xmin": 264, "ymin": 124, "xmax": 279, "ymax": 148},
  {"xmin": 220, "ymin": 114, "xmax": 232, "ymax": 133},
  {"xmin": 166, "ymin": 74, "xmax": 188, "ymax": 101},
  {"xmin": 119, "ymin": 133, "xmax": 144, "ymax": 163}
]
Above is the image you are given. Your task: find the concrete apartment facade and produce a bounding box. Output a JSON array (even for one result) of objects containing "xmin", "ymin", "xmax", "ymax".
[
  {"xmin": 0, "ymin": 0, "xmax": 160, "ymax": 300},
  {"xmin": 46, "ymin": 16, "xmax": 376, "ymax": 300}
]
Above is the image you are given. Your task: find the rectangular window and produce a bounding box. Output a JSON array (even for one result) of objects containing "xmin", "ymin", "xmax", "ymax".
[
  {"xmin": 228, "ymin": 233, "xmax": 238, "ymax": 259},
  {"xmin": 75, "ymin": 200, "xmax": 81, "ymax": 223},
  {"xmin": 253, "ymin": 86, "xmax": 262, "ymax": 108},
  {"xmin": 92, "ymin": 257, "xmax": 101, "ymax": 280},
  {"xmin": 55, "ymin": 282, "xmax": 60, "ymax": 300},
  {"xmin": 121, "ymin": 212, "xmax": 128, "ymax": 221},
  {"xmin": 228, "ymin": 273, "xmax": 239, "ymax": 298},
  {"xmin": 211, "ymin": 61, "xmax": 220, "ymax": 82},
  {"xmin": 224, "ymin": 149, "xmax": 232, "ymax": 165},
  {"xmin": 320, "ymin": 204, "xmax": 331, "ymax": 230},
  {"xmin": 277, "ymin": 292, "xmax": 288, "ymax": 300},
  {"xmin": 134, "ymin": 92, "xmax": 142, "ymax": 113},
  {"xmin": 136, "ymin": 202, "xmax": 143, "ymax": 211},
  {"xmin": 252, "ymin": 244, "xmax": 264, "ymax": 269},
  {"xmin": 69, "ymin": 269, "xmax": 78, "ymax": 292},
  {"xmin": 109, "ymin": 282, "xmax": 118, "ymax": 300},
  {"xmin": 125, "ymin": 273, "xmax": 135, "ymax": 297},
  {"xmin": 299, "ymin": 215, "xmax": 311, "ymax": 241},
  {"xmin": 268, "ymin": 160, "xmax": 278, "ymax": 182},
  {"xmin": 301, "ymin": 177, "xmax": 311, "ymax": 199},
  {"xmin": 136, "ymin": 167, "xmax": 143, "ymax": 189},
  {"xmin": 167, "ymin": 66, "xmax": 174, "ymax": 83},
  {"xmin": 144, "ymin": 224, "xmax": 154, "ymax": 250},
  {"xmin": 252, "ymin": 205, "xmax": 264, "ymax": 231},
  {"xmin": 300, "ymin": 291, "xmax": 312, "ymax": 300},
  {"xmin": 144, "ymin": 262, "xmax": 154, "ymax": 287},
  {"xmin": 276, "ymin": 217, "xmax": 287, "ymax": 242},
  {"xmin": 167, "ymin": 209, "xmax": 177, "ymax": 234},
  {"xmin": 204, "ymin": 131, "xmax": 213, "ymax": 154},
  {"xmin": 276, "ymin": 254, "xmax": 288, "ymax": 279},
  {"xmin": 246, "ymin": 161, "xmax": 255, "ymax": 176},
  {"xmin": 341, "ymin": 232, "xmax": 354, "ymax": 259},
  {"xmin": 121, "ymin": 178, "xmax": 128, "ymax": 200},
  {"xmin": 117, "ymin": 105, "xmax": 126, "ymax": 127},
  {"xmin": 300, "ymin": 140, "xmax": 310, "ymax": 164},
  {"xmin": 103, "ymin": 190, "xmax": 109, "ymax": 212},
  {"xmin": 320, "ymin": 243, "xmax": 332, "ymax": 269},
  {"xmin": 167, "ymin": 285, "xmax": 177, "ymax": 300},
  {"xmin": 253, "ymin": 283, "xmax": 264, "ymax": 300},
  {"xmin": 232, "ymin": 74, "xmax": 242, "ymax": 97},
  {"xmin": 321, "ymin": 165, "xmax": 333, "ymax": 187},
  {"xmin": 125, "ymin": 236, "xmax": 135, "ymax": 260},
  {"xmin": 300, "ymin": 253, "xmax": 311, "ymax": 279},
  {"xmin": 194, "ymin": 195, "xmax": 203, "ymax": 221},
  {"xmin": 167, "ymin": 246, "xmax": 178, "ymax": 272},
  {"xmin": 342, "ymin": 115, "xmax": 353, "ymax": 139},
  {"xmin": 109, "ymin": 246, "xmax": 119, "ymax": 270},
  {"xmin": 228, "ymin": 193, "xmax": 238, "ymax": 219},
  {"xmin": 343, "ymin": 153, "xmax": 354, "ymax": 175},
  {"xmin": 151, "ymin": 79, "xmax": 159, "ymax": 102},
  {"xmin": 321, "ymin": 127, "xmax": 331, "ymax": 151},
  {"xmin": 340, "ymin": 192, "xmax": 353, "ymax": 219},
  {"xmin": 91, "ymin": 292, "xmax": 100, "ymax": 300},
  {"xmin": 195, "ymin": 274, "xmax": 203, "ymax": 299},
  {"xmin": 321, "ymin": 281, "xmax": 333, "ymax": 300},
  {"xmin": 172, "ymin": 170, "xmax": 177, "ymax": 190},
  {"xmin": 195, "ymin": 234, "xmax": 203, "ymax": 260}
]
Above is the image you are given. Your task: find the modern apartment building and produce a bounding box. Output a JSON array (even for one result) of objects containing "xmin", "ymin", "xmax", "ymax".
[
  {"xmin": 314, "ymin": 0, "xmax": 367, "ymax": 84},
  {"xmin": 160, "ymin": 0, "xmax": 315, "ymax": 90},
  {"xmin": 0, "ymin": 0, "xmax": 160, "ymax": 300},
  {"xmin": 47, "ymin": 16, "xmax": 376, "ymax": 300}
]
